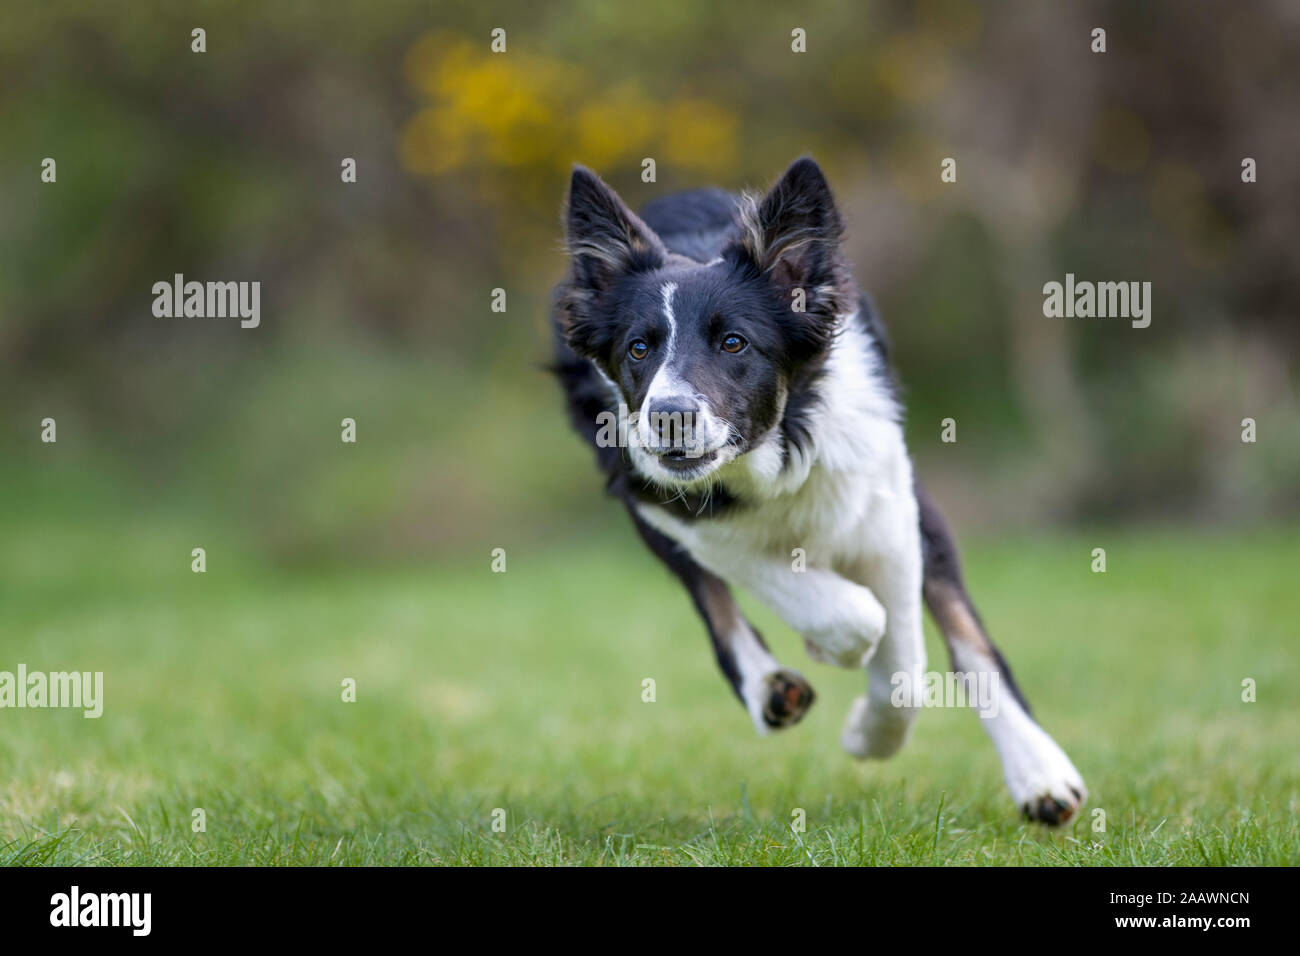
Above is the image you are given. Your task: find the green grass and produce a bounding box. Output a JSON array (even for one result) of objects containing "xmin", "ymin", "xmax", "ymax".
[{"xmin": 1, "ymin": 506, "xmax": 1297, "ymax": 865}]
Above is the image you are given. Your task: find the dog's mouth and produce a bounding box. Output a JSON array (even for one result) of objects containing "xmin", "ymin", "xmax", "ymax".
[{"xmin": 656, "ymin": 448, "xmax": 718, "ymax": 472}]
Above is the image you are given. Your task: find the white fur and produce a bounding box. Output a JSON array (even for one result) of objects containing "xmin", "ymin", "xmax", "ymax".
[{"xmin": 638, "ymin": 282, "xmax": 684, "ymax": 424}]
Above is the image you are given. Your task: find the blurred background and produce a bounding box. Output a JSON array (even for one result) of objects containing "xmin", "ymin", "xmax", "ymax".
[
  {"xmin": 2, "ymin": 0, "xmax": 1298, "ymax": 566},
  {"xmin": 3, "ymin": 0, "xmax": 1299, "ymax": 866}
]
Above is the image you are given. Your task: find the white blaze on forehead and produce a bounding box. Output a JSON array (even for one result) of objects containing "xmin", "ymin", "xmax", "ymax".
[
  {"xmin": 660, "ymin": 281, "xmax": 678, "ymax": 354},
  {"xmin": 643, "ymin": 282, "xmax": 684, "ymax": 409},
  {"xmin": 633, "ymin": 280, "xmax": 727, "ymax": 459}
]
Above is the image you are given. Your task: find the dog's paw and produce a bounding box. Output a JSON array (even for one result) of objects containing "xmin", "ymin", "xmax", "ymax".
[
  {"xmin": 1007, "ymin": 745, "xmax": 1088, "ymax": 826},
  {"xmin": 802, "ymin": 634, "xmax": 874, "ymax": 669},
  {"xmin": 840, "ymin": 693, "xmax": 916, "ymax": 759},
  {"xmin": 1021, "ymin": 784, "xmax": 1087, "ymax": 826},
  {"xmin": 761, "ymin": 669, "xmax": 816, "ymax": 729},
  {"xmin": 800, "ymin": 590, "xmax": 886, "ymax": 669}
]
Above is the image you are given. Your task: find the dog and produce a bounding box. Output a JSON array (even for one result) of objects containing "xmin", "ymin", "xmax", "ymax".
[{"xmin": 550, "ymin": 157, "xmax": 1087, "ymax": 824}]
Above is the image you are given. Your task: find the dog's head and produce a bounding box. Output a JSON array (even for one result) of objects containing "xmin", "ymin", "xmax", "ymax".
[{"xmin": 558, "ymin": 157, "xmax": 850, "ymax": 488}]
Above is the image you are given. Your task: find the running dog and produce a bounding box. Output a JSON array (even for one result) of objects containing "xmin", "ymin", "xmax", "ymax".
[{"xmin": 550, "ymin": 157, "xmax": 1086, "ymax": 824}]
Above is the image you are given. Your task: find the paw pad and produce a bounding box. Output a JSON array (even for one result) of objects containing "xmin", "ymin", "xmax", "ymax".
[{"xmin": 761, "ymin": 670, "xmax": 815, "ymax": 728}]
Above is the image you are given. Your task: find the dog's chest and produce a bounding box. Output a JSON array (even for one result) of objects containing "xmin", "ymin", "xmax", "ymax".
[{"xmin": 639, "ymin": 415, "xmax": 914, "ymax": 583}]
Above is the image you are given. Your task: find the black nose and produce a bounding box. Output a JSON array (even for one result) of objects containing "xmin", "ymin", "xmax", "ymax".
[{"xmin": 647, "ymin": 396, "xmax": 700, "ymax": 448}]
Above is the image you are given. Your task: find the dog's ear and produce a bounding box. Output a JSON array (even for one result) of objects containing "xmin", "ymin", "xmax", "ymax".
[
  {"xmin": 726, "ymin": 157, "xmax": 850, "ymax": 342},
  {"xmin": 564, "ymin": 166, "xmax": 666, "ymax": 293},
  {"xmin": 560, "ymin": 166, "xmax": 666, "ymax": 362}
]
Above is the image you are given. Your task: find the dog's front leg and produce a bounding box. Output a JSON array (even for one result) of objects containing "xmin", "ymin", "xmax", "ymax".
[
  {"xmin": 737, "ymin": 561, "xmax": 889, "ymax": 670},
  {"xmin": 629, "ymin": 507, "xmax": 816, "ymax": 734},
  {"xmin": 843, "ymin": 504, "xmax": 928, "ymax": 760}
]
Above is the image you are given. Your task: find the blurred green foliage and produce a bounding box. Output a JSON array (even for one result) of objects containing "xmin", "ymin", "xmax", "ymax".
[{"xmin": 2, "ymin": 0, "xmax": 1297, "ymax": 564}]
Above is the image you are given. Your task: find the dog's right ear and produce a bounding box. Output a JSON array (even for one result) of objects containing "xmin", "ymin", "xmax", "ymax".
[{"xmin": 564, "ymin": 166, "xmax": 666, "ymax": 294}]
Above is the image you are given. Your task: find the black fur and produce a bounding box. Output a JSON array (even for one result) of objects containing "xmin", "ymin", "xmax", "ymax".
[{"xmin": 639, "ymin": 187, "xmax": 741, "ymax": 262}]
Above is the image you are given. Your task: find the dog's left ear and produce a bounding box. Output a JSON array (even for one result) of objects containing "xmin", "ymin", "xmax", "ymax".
[{"xmin": 726, "ymin": 157, "xmax": 850, "ymax": 335}]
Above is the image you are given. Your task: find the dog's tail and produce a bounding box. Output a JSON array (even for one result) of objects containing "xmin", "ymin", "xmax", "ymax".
[{"xmin": 916, "ymin": 481, "xmax": 1032, "ymax": 715}]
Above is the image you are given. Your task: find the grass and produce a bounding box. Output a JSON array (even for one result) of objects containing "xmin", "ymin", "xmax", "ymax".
[{"xmin": 0, "ymin": 501, "xmax": 1297, "ymax": 865}]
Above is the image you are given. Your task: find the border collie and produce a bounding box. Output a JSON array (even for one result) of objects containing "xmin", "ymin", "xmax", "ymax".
[{"xmin": 550, "ymin": 158, "xmax": 1087, "ymax": 824}]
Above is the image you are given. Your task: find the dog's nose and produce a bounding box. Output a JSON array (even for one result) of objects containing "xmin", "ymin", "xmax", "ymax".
[{"xmin": 647, "ymin": 396, "xmax": 700, "ymax": 448}]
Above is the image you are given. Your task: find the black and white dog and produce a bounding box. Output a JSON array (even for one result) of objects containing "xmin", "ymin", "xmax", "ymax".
[{"xmin": 551, "ymin": 158, "xmax": 1086, "ymax": 824}]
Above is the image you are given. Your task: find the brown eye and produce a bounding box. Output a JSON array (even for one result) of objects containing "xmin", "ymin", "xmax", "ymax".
[
  {"xmin": 629, "ymin": 340, "xmax": 649, "ymax": 361},
  {"xmin": 721, "ymin": 333, "xmax": 748, "ymax": 354}
]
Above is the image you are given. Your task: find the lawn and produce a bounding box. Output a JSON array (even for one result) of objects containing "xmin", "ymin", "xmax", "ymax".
[{"xmin": 1, "ymin": 505, "xmax": 1296, "ymax": 865}]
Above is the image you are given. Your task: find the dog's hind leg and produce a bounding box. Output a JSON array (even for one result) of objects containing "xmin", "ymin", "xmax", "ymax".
[
  {"xmin": 917, "ymin": 482, "xmax": 1088, "ymax": 825},
  {"xmin": 629, "ymin": 507, "xmax": 816, "ymax": 734}
]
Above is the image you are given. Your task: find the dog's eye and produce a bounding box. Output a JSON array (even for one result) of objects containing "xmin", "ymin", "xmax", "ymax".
[
  {"xmin": 721, "ymin": 333, "xmax": 748, "ymax": 354},
  {"xmin": 628, "ymin": 340, "xmax": 649, "ymax": 361}
]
